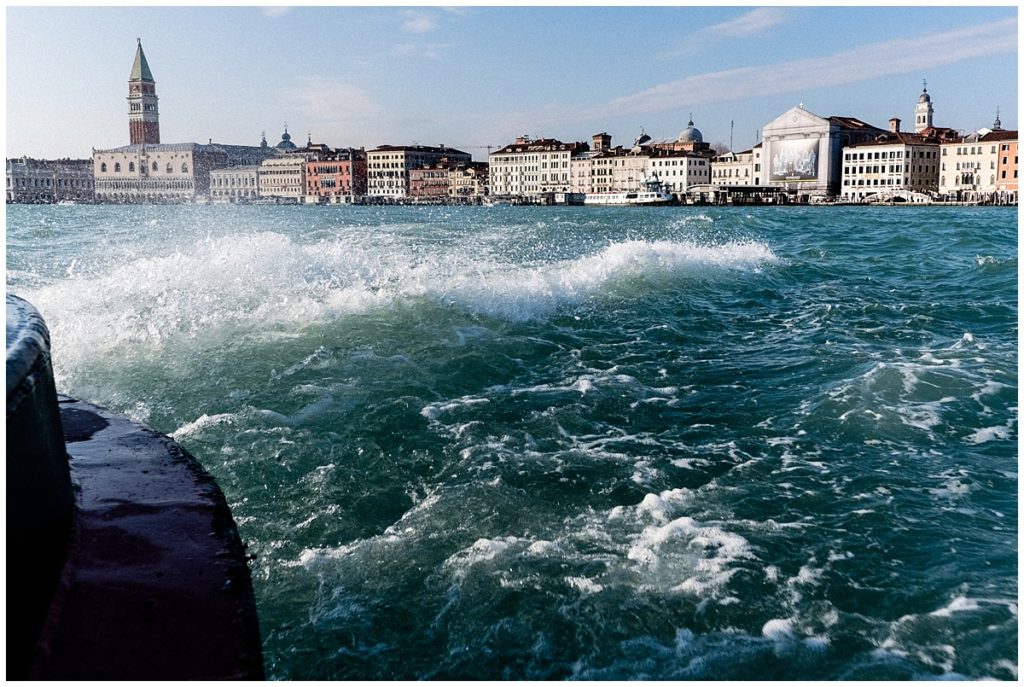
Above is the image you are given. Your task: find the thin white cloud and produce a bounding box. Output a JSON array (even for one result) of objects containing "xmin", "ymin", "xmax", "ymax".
[
  {"xmin": 661, "ymin": 8, "xmax": 789, "ymax": 58},
  {"xmin": 598, "ymin": 18, "xmax": 1017, "ymax": 119},
  {"xmin": 401, "ymin": 10, "xmax": 438, "ymax": 34},
  {"xmin": 392, "ymin": 43, "xmax": 449, "ymax": 61},
  {"xmin": 706, "ymin": 8, "xmax": 787, "ymax": 38},
  {"xmin": 261, "ymin": 7, "xmax": 291, "ymax": 19}
]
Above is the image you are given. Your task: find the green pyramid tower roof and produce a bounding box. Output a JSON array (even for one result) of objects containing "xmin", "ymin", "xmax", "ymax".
[{"xmin": 130, "ymin": 38, "xmax": 154, "ymax": 82}]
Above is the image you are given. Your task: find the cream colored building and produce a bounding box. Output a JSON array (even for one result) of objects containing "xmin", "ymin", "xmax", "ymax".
[
  {"xmin": 571, "ymin": 152, "xmax": 653, "ymax": 194},
  {"xmin": 568, "ymin": 130, "xmax": 712, "ymax": 198},
  {"xmin": 93, "ymin": 142, "xmax": 270, "ymax": 203},
  {"xmin": 258, "ymin": 156, "xmax": 307, "ymax": 201},
  {"xmin": 711, "ymin": 149, "xmax": 756, "ymax": 187},
  {"xmin": 448, "ymin": 162, "xmax": 488, "ymax": 201},
  {"xmin": 840, "ymin": 118, "xmax": 940, "ymax": 201},
  {"xmin": 93, "ymin": 144, "xmax": 204, "ymax": 202},
  {"xmin": 488, "ymin": 136, "xmax": 586, "ymax": 198},
  {"xmin": 939, "ymin": 126, "xmax": 1016, "ymax": 201},
  {"xmin": 366, "ymin": 145, "xmax": 470, "ymax": 199},
  {"xmin": 645, "ymin": 152, "xmax": 710, "ymax": 195},
  {"xmin": 210, "ymin": 165, "xmax": 260, "ymax": 202}
]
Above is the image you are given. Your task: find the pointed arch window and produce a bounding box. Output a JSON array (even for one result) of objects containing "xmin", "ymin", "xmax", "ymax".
[
  {"xmin": 129, "ymin": 162, "xmax": 135, "ymax": 172},
  {"xmin": 166, "ymin": 163, "xmax": 173, "ymax": 174},
  {"xmin": 101, "ymin": 163, "xmax": 108, "ymax": 172},
  {"xmin": 152, "ymin": 162, "xmax": 158, "ymax": 172},
  {"xmin": 114, "ymin": 163, "xmax": 121, "ymax": 173},
  {"xmin": 181, "ymin": 163, "xmax": 189, "ymax": 173}
]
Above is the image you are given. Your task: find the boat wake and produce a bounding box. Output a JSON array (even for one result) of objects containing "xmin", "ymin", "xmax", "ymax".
[{"xmin": 25, "ymin": 231, "xmax": 777, "ymax": 386}]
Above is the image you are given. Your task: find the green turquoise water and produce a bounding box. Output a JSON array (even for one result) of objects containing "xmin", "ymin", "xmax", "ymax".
[{"xmin": 6, "ymin": 204, "xmax": 1017, "ymax": 679}]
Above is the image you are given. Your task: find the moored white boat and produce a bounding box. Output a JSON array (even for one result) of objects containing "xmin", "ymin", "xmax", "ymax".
[{"xmin": 583, "ymin": 176, "xmax": 673, "ymax": 206}]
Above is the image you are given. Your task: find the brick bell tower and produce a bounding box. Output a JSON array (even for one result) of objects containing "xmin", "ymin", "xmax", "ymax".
[{"xmin": 128, "ymin": 38, "xmax": 160, "ymax": 145}]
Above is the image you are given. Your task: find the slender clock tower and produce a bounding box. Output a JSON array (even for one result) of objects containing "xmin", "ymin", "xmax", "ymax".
[{"xmin": 128, "ymin": 38, "xmax": 160, "ymax": 145}]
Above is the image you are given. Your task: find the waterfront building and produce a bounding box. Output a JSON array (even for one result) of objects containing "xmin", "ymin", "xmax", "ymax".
[
  {"xmin": 6, "ymin": 157, "xmax": 94, "ymax": 203},
  {"xmin": 366, "ymin": 145, "xmax": 470, "ymax": 199},
  {"xmin": 253, "ymin": 135, "xmax": 332, "ymax": 202},
  {"xmin": 569, "ymin": 134, "xmax": 626, "ymax": 195},
  {"xmin": 840, "ymin": 118, "xmax": 940, "ymax": 202},
  {"xmin": 645, "ymin": 150, "xmax": 711, "ymax": 195},
  {"xmin": 568, "ymin": 131, "xmax": 712, "ymax": 199},
  {"xmin": 258, "ymin": 155, "xmax": 308, "ymax": 202},
  {"xmin": 995, "ymin": 128, "xmax": 1017, "ymax": 203},
  {"xmin": 408, "ymin": 159, "xmax": 454, "ymax": 201},
  {"xmin": 569, "ymin": 150, "xmax": 599, "ymax": 195},
  {"xmin": 305, "ymin": 148, "xmax": 367, "ymax": 204},
  {"xmin": 209, "ymin": 165, "xmax": 260, "ymax": 203},
  {"xmin": 448, "ymin": 162, "xmax": 489, "ymax": 201},
  {"xmin": 707, "ymin": 143, "xmax": 784, "ymax": 204},
  {"xmin": 761, "ymin": 106, "xmax": 884, "ymax": 201},
  {"xmin": 93, "ymin": 142, "xmax": 272, "ymax": 203},
  {"xmin": 488, "ymin": 136, "xmax": 587, "ymax": 199},
  {"xmin": 939, "ymin": 118, "xmax": 1018, "ymax": 202},
  {"xmin": 128, "ymin": 39, "xmax": 160, "ymax": 145},
  {"xmin": 711, "ymin": 149, "xmax": 756, "ymax": 187}
]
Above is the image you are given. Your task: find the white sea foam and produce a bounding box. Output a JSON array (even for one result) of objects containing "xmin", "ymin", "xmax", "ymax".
[
  {"xmin": 442, "ymin": 537, "xmax": 518, "ymax": 580},
  {"xmin": 420, "ymin": 396, "xmax": 491, "ymax": 422},
  {"xmin": 26, "ymin": 231, "xmax": 776, "ymax": 389},
  {"xmin": 171, "ymin": 411, "xmax": 238, "ymax": 440},
  {"xmin": 622, "ymin": 489, "xmax": 757, "ymax": 596},
  {"xmin": 929, "ymin": 596, "xmax": 980, "ymax": 617},
  {"xmin": 566, "ymin": 576, "xmax": 604, "ymax": 594},
  {"xmin": 762, "ymin": 617, "xmax": 795, "ymax": 640},
  {"xmin": 963, "ymin": 423, "xmax": 1014, "ymax": 444}
]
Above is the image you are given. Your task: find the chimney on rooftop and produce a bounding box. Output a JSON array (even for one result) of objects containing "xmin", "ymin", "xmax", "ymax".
[
  {"xmin": 592, "ymin": 132, "xmax": 612, "ymax": 152},
  {"xmin": 889, "ymin": 118, "xmax": 901, "ymax": 134}
]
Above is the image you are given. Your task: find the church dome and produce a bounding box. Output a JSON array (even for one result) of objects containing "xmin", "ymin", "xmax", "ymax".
[
  {"xmin": 276, "ymin": 128, "xmax": 297, "ymax": 151},
  {"xmin": 918, "ymin": 90, "xmax": 931, "ymax": 104},
  {"xmin": 677, "ymin": 117, "xmax": 703, "ymax": 144}
]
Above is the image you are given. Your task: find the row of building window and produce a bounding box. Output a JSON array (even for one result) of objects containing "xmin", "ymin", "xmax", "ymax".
[
  {"xmin": 100, "ymin": 161, "xmax": 189, "ymax": 173},
  {"xmin": 211, "ymin": 176, "xmax": 256, "ymax": 186},
  {"xmin": 96, "ymin": 180, "xmax": 194, "ymax": 191},
  {"xmin": 945, "ymin": 146, "xmax": 999, "ymax": 155},
  {"xmin": 9, "ymin": 177, "xmax": 91, "ymax": 188}
]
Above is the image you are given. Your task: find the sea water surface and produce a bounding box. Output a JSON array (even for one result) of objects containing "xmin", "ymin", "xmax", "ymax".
[{"xmin": 6, "ymin": 204, "xmax": 1018, "ymax": 680}]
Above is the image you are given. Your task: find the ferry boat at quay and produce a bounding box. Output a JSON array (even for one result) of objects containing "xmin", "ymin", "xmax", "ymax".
[{"xmin": 583, "ymin": 176, "xmax": 674, "ymax": 206}]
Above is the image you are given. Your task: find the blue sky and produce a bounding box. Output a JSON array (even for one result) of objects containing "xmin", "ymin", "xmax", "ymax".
[{"xmin": 5, "ymin": 5, "xmax": 1018, "ymax": 161}]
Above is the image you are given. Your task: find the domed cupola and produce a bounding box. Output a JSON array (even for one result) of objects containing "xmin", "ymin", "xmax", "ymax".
[
  {"xmin": 677, "ymin": 115, "xmax": 703, "ymax": 144},
  {"xmin": 276, "ymin": 126, "xmax": 297, "ymax": 151},
  {"xmin": 918, "ymin": 87, "xmax": 931, "ymax": 104}
]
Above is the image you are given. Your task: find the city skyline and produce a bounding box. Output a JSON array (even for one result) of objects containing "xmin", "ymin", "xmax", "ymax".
[{"xmin": 5, "ymin": 5, "xmax": 1019, "ymax": 161}]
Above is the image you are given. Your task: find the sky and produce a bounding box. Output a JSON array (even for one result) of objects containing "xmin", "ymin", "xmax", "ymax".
[{"xmin": 5, "ymin": 4, "xmax": 1019, "ymax": 161}]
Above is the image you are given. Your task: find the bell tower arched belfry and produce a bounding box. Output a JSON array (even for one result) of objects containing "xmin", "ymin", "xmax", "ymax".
[
  {"xmin": 914, "ymin": 79, "xmax": 933, "ymax": 133},
  {"xmin": 128, "ymin": 38, "xmax": 160, "ymax": 145}
]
